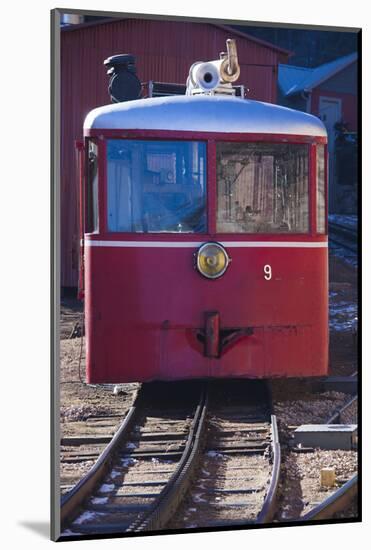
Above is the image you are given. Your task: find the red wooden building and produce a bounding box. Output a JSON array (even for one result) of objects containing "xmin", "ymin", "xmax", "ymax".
[
  {"xmin": 60, "ymin": 18, "xmax": 290, "ymax": 288},
  {"xmin": 278, "ymin": 53, "xmax": 358, "ymax": 213}
]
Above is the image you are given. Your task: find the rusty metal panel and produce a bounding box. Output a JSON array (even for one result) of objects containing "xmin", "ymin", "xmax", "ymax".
[{"xmin": 61, "ymin": 19, "xmax": 288, "ymax": 287}]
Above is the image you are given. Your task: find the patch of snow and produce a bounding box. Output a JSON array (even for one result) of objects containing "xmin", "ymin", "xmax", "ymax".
[
  {"xmin": 192, "ymin": 493, "xmax": 207, "ymax": 503},
  {"xmin": 125, "ymin": 442, "xmax": 137, "ymax": 449},
  {"xmin": 110, "ymin": 469, "xmax": 121, "ymax": 479},
  {"xmin": 113, "ymin": 384, "xmax": 127, "ymax": 395},
  {"xmin": 206, "ymin": 450, "xmax": 224, "ymax": 458},
  {"xmin": 121, "ymin": 458, "xmax": 137, "ymax": 467},
  {"xmin": 73, "ymin": 511, "xmax": 102, "ymax": 525},
  {"xmin": 151, "ymin": 457, "xmax": 173, "ymax": 464},
  {"xmin": 60, "ymin": 404, "xmax": 109, "ymax": 422},
  {"xmin": 329, "ymin": 297, "xmax": 358, "ymax": 332},
  {"xmin": 99, "ymin": 483, "xmax": 115, "ymax": 493},
  {"xmin": 91, "ymin": 497, "xmax": 108, "ymax": 505}
]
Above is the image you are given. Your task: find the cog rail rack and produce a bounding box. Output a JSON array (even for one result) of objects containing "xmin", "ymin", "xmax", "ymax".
[{"xmin": 60, "ymin": 381, "xmax": 281, "ymax": 538}]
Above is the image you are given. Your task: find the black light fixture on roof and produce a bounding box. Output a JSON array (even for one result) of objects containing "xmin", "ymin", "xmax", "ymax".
[{"xmin": 103, "ymin": 54, "xmax": 142, "ymax": 103}]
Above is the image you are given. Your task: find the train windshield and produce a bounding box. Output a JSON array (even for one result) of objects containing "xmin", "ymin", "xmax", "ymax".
[
  {"xmin": 216, "ymin": 143, "xmax": 309, "ymax": 233},
  {"xmin": 107, "ymin": 140, "xmax": 207, "ymax": 233}
]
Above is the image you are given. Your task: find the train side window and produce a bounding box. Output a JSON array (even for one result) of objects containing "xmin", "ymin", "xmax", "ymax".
[
  {"xmin": 86, "ymin": 141, "xmax": 99, "ymax": 233},
  {"xmin": 216, "ymin": 143, "xmax": 309, "ymax": 234},
  {"xmin": 317, "ymin": 145, "xmax": 326, "ymax": 234},
  {"xmin": 106, "ymin": 140, "xmax": 207, "ymax": 233}
]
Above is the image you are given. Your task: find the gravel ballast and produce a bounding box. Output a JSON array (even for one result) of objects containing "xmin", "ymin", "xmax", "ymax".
[{"xmin": 277, "ymin": 449, "xmax": 357, "ymax": 520}]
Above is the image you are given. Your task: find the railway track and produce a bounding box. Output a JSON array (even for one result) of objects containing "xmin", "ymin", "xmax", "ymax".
[
  {"xmin": 329, "ymin": 221, "xmax": 358, "ymax": 258},
  {"xmin": 300, "ymin": 474, "xmax": 358, "ymax": 521},
  {"xmin": 61, "ymin": 381, "xmax": 206, "ymax": 536},
  {"xmin": 60, "ymin": 380, "xmax": 281, "ymax": 538},
  {"xmin": 60, "ymin": 409, "xmax": 127, "ymax": 495},
  {"xmin": 171, "ymin": 380, "xmax": 280, "ymax": 529},
  {"xmin": 327, "ymin": 394, "xmax": 358, "ymax": 425}
]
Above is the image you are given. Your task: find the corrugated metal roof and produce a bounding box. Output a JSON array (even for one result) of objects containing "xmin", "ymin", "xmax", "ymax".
[
  {"xmin": 85, "ymin": 94, "xmax": 327, "ymax": 136},
  {"xmin": 278, "ymin": 64, "xmax": 313, "ymax": 96},
  {"xmin": 278, "ymin": 52, "xmax": 358, "ymax": 96}
]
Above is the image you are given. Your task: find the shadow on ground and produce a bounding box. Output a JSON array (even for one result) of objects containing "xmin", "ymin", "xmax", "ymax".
[{"xmin": 18, "ymin": 521, "xmax": 50, "ymax": 539}]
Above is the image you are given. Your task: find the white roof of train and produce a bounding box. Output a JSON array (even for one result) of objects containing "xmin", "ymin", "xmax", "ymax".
[{"xmin": 84, "ymin": 94, "xmax": 327, "ymax": 137}]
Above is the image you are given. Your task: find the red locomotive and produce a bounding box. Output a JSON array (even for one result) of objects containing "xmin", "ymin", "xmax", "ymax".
[{"xmin": 79, "ymin": 40, "xmax": 328, "ymax": 383}]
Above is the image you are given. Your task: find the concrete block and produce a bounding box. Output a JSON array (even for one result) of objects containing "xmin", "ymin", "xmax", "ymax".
[{"xmin": 293, "ymin": 424, "xmax": 357, "ymax": 450}]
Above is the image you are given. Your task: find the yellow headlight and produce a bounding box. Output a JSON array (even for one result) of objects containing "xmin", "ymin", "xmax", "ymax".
[{"xmin": 197, "ymin": 242, "xmax": 230, "ymax": 279}]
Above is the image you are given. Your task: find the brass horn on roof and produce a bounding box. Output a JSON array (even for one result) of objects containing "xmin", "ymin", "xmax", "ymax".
[{"xmin": 219, "ymin": 39, "xmax": 241, "ymax": 83}]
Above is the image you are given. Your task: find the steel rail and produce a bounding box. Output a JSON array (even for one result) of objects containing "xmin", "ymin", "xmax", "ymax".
[
  {"xmin": 256, "ymin": 414, "xmax": 281, "ymax": 523},
  {"xmin": 329, "ymin": 236, "xmax": 357, "ymax": 254},
  {"xmin": 127, "ymin": 387, "xmax": 209, "ymax": 532},
  {"xmin": 60, "ymin": 396, "xmax": 140, "ymax": 528},
  {"xmin": 329, "ymin": 222, "xmax": 358, "ymax": 255},
  {"xmin": 329, "ymin": 222, "xmax": 357, "ymax": 239},
  {"xmin": 300, "ymin": 474, "xmax": 358, "ymax": 521},
  {"xmin": 327, "ymin": 395, "xmax": 358, "ymax": 425}
]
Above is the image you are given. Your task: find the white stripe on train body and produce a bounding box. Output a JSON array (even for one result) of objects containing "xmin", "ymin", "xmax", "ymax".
[{"xmin": 85, "ymin": 240, "xmax": 328, "ymax": 248}]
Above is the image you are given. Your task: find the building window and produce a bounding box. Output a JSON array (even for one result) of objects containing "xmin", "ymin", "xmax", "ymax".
[
  {"xmin": 86, "ymin": 140, "xmax": 99, "ymax": 233},
  {"xmin": 107, "ymin": 140, "xmax": 207, "ymax": 233},
  {"xmin": 216, "ymin": 142, "xmax": 309, "ymax": 233},
  {"xmin": 317, "ymin": 145, "xmax": 326, "ymax": 234}
]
